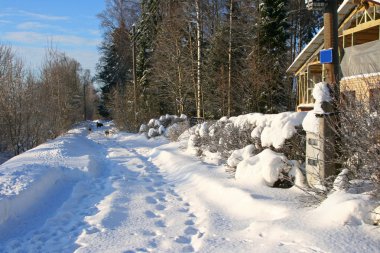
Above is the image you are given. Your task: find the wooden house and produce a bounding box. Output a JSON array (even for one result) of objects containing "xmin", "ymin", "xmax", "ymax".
[{"xmin": 287, "ymin": 0, "xmax": 380, "ymax": 111}]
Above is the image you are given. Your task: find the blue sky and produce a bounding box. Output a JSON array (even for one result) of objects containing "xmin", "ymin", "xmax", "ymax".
[{"xmin": 0, "ymin": 0, "xmax": 106, "ymax": 75}]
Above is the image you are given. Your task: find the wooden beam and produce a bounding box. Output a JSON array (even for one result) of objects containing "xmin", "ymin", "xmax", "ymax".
[{"xmin": 343, "ymin": 18, "xmax": 380, "ymax": 35}]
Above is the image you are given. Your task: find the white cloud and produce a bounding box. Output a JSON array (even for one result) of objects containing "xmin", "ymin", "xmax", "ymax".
[
  {"xmin": 0, "ymin": 20, "xmax": 12, "ymax": 24},
  {"xmin": 18, "ymin": 10, "xmax": 69, "ymax": 21},
  {"xmin": 17, "ymin": 21, "xmax": 52, "ymax": 30},
  {"xmin": 88, "ymin": 29, "xmax": 101, "ymax": 36},
  {"xmin": 4, "ymin": 31, "xmax": 100, "ymax": 47}
]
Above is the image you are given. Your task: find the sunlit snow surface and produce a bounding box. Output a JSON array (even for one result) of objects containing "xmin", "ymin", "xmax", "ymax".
[{"xmin": 0, "ymin": 122, "xmax": 378, "ymax": 252}]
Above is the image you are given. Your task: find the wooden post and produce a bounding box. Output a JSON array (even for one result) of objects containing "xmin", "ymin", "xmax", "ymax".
[
  {"xmin": 319, "ymin": 0, "xmax": 340, "ymax": 182},
  {"xmin": 83, "ymin": 81, "xmax": 87, "ymax": 121}
]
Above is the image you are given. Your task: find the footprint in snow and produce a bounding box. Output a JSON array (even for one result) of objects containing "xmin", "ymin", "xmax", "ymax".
[
  {"xmin": 143, "ymin": 178, "xmax": 153, "ymax": 183},
  {"xmin": 175, "ymin": 235, "xmax": 191, "ymax": 244},
  {"xmin": 145, "ymin": 186, "xmax": 155, "ymax": 192},
  {"xmin": 155, "ymin": 204, "xmax": 166, "ymax": 211},
  {"xmin": 145, "ymin": 196, "xmax": 158, "ymax": 204},
  {"xmin": 144, "ymin": 210, "xmax": 160, "ymax": 218},
  {"xmin": 153, "ymin": 181, "xmax": 164, "ymax": 187},
  {"xmin": 178, "ymin": 207, "xmax": 189, "ymax": 213},
  {"xmin": 154, "ymin": 192, "xmax": 165, "ymax": 198},
  {"xmin": 142, "ymin": 230, "xmax": 157, "ymax": 237},
  {"xmin": 182, "ymin": 245, "xmax": 195, "ymax": 252},
  {"xmin": 185, "ymin": 219, "xmax": 195, "ymax": 226},
  {"xmin": 184, "ymin": 226, "xmax": 198, "ymax": 236},
  {"xmin": 154, "ymin": 220, "xmax": 166, "ymax": 228}
]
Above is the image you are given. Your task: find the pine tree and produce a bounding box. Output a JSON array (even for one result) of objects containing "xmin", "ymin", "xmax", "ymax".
[
  {"xmin": 135, "ymin": 0, "xmax": 161, "ymax": 121},
  {"xmin": 96, "ymin": 0, "xmax": 137, "ymax": 122},
  {"xmin": 97, "ymin": 21, "xmax": 132, "ymax": 118},
  {"xmin": 257, "ymin": 0, "xmax": 290, "ymax": 113}
]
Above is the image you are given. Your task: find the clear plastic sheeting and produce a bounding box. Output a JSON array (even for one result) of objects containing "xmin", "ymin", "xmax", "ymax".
[{"xmin": 340, "ymin": 40, "xmax": 380, "ymax": 77}]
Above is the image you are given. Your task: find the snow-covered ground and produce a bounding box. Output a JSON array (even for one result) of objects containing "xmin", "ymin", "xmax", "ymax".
[{"xmin": 0, "ymin": 122, "xmax": 379, "ymax": 252}]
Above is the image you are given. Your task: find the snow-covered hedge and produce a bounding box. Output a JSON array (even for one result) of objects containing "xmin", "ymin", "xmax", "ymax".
[
  {"xmin": 180, "ymin": 112, "xmax": 307, "ymax": 187},
  {"xmin": 139, "ymin": 114, "xmax": 188, "ymax": 139}
]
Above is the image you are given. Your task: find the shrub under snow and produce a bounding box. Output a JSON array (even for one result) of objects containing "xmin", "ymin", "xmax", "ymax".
[
  {"xmin": 235, "ymin": 149, "xmax": 304, "ymax": 187},
  {"xmin": 140, "ymin": 114, "xmax": 188, "ymax": 139},
  {"xmin": 178, "ymin": 112, "xmax": 307, "ymax": 187}
]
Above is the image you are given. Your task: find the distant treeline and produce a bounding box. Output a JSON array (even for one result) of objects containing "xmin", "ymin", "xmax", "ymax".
[{"xmin": 0, "ymin": 45, "xmax": 97, "ymax": 155}]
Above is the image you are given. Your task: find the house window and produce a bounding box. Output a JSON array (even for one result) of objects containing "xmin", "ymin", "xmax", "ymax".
[{"xmin": 369, "ymin": 88, "xmax": 380, "ymax": 112}]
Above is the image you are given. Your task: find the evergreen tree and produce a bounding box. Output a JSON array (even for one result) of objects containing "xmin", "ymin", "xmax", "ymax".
[
  {"xmin": 97, "ymin": 21, "xmax": 132, "ymax": 118},
  {"xmin": 135, "ymin": 0, "xmax": 161, "ymax": 121},
  {"xmin": 257, "ymin": 0, "xmax": 290, "ymax": 112},
  {"xmin": 96, "ymin": 0, "xmax": 137, "ymax": 124}
]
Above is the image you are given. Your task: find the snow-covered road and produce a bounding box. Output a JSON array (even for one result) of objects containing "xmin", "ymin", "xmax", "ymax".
[
  {"xmin": 0, "ymin": 123, "xmax": 379, "ymax": 252},
  {"xmin": 75, "ymin": 132, "xmax": 204, "ymax": 252}
]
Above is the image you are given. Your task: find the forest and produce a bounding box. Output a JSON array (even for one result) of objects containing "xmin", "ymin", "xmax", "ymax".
[
  {"xmin": 0, "ymin": 47, "xmax": 97, "ymax": 156},
  {"xmin": 96, "ymin": 0, "xmax": 323, "ymax": 131},
  {"xmin": 0, "ymin": 0, "xmax": 322, "ymax": 156}
]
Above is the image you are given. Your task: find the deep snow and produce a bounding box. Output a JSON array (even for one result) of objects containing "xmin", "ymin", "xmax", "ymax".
[{"xmin": 0, "ymin": 122, "xmax": 379, "ymax": 252}]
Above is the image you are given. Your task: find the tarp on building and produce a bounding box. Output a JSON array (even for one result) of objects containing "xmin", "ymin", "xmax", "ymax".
[{"xmin": 340, "ymin": 40, "xmax": 380, "ymax": 77}]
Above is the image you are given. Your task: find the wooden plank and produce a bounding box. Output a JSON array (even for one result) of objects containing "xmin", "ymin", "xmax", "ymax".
[{"xmin": 343, "ymin": 18, "xmax": 380, "ymax": 35}]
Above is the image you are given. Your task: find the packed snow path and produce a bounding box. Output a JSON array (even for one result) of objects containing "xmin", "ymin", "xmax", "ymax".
[
  {"xmin": 76, "ymin": 133, "xmax": 202, "ymax": 252},
  {"xmin": 0, "ymin": 127, "xmax": 202, "ymax": 252},
  {"xmin": 0, "ymin": 123, "xmax": 379, "ymax": 252}
]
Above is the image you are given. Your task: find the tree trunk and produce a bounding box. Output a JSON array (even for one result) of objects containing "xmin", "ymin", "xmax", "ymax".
[
  {"xmin": 195, "ymin": 0, "xmax": 202, "ymax": 118},
  {"xmin": 227, "ymin": 0, "xmax": 233, "ymax": 117}
]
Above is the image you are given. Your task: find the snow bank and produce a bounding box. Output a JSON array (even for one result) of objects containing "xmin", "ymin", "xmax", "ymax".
[
  {"xmin": 149, "ymin": 145, "xmax": 289, "ymax": 221},
  {"xmin": 312, "ymin": 190, "xmax": 375, "ymax": 226},
  {"xmin": 0, "ymin": 125, "xmax": 106, "ymax": 226},
  {"xmin": 0, "ymin": 164, "xmax": 64, "ymax": 225}
]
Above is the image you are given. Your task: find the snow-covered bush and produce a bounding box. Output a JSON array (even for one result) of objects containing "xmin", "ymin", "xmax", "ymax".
[
  {"xmin": 139, "ymin": 124, "xmax": 149, "ymax": 133},
  {"xmin": 166, "ymin": 121, "xmax": 190, "ymax": 142},
  {"xmin": 185, "ymin": 112, "xmax": 306, "ymax": 159},
  {"xmin": 140, "ymin": 114, "xmax": 188, "ymax": 139},
  {"xmin": 180, "ymin": 112, "xmax": 307, "ymax": 188},
  {"xmin": 235, "ymin": 149, "xmax": 304, "ymax": 187}
]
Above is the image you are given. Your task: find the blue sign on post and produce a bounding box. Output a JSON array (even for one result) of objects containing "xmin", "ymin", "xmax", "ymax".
[{"xmin": 320, "ymin": 48, "xmax": 333, "ymax": 64}]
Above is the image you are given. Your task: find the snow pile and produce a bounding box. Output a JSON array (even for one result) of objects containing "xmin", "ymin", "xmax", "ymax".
[
  {"xmin": 312, "ymin": 190, "xmax": 375, "ymax": 226},
  {"xmin": 140, "ymin": 114, "xmax": 188, "ymax": 138},
  {"xmin": 0, "ymin": 124, "xmax": 106, "ymax": 227},
  {"xmin": 235, "ymin": 149, "xmax": 304, "ymax": 187},
  {"xmin": 302, "ymin": 82, "xmax": 332, "ymax": 133}
]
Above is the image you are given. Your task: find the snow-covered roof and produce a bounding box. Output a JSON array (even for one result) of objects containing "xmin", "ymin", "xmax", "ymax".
[{"xmin": 287, "ymin": 0, "xmax": 357, "ymax": 74}]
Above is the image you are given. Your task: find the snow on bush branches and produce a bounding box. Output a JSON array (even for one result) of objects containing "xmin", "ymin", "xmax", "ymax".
[
  {"xmin": 182, "ymin": 112, "xmax": 307, "ymax": 187},
  {"xmin": 139, "ymin": 114, "xmax": 188, "ymax": 139}
]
